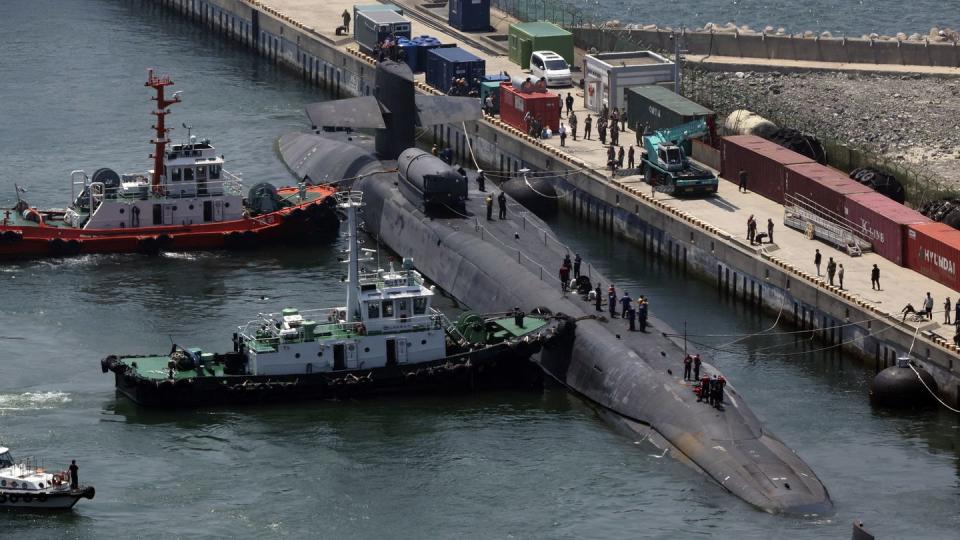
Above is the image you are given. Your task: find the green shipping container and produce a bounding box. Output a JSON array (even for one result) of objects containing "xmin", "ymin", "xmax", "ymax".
[
  {"xmin": 508, "ymin": 22, "xmax": 573, "ymax": 69},
  {"xmin": 626, "ymin": 85, "xmax": 713, "ymax": 134}
]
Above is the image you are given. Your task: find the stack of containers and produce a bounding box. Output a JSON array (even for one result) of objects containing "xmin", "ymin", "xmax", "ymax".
[
  {"xmin": 499, "ymin": 81, "xmax": 560, "ymax": 133},
  {"xmin": 783, "ymin": 163, "xmax": 874, "ymax": 215},
  {"xmin": 425, "ymin": 47, "xmax": 486, "ymax": 94},
  {"xmin": 842, "ymin": 192, "xmax": 930, "ymax": 266},
  {"xmin": 720, "ymin": 135, "xmax": 814, "ymax": 203},
  {"xmin": 907, "ymin": 222, "xmax": 960, "ymax": 291}
]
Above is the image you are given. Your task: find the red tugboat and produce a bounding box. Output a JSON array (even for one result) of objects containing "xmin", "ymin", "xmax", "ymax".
[{"xmin": 0, "ymin": 70, "xmax": 339, "ymax": 259}]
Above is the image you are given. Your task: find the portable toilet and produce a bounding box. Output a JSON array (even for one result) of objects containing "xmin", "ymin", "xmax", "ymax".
[
  {"xmin": 508, "ymin": 21, "xmax": 573, "ymax": 69},
  {"xmin": 480, "ymin": 80, "xmax": 501, "ymax": 112},
  {"xmin": 449, "ymin": 0, "xmax": 490, "ymax": 32}
]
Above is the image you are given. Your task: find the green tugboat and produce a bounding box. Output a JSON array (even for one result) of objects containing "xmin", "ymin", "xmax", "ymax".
[{"xmin": 101, "ymin": 192, "xmax": 563, "ymax": 406}]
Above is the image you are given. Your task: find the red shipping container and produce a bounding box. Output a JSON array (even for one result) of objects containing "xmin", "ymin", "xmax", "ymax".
[
  {"xmin": 784, "ymin": 163, "xmax": 874, "ymax": 215},
  {"xmin": 842, "ymin": 192, "xmax": 930, "ymax": 266},
  {"xmin": 499, "ymin": 82, "xmax": 560, "ymax": 135},
  {"xmin": 906, "ymin": 222, "xmax": 960, "ymax": 292},
  {"xmin": 720, "ymin": 135, "xmax": 814, "ymax": 203}
]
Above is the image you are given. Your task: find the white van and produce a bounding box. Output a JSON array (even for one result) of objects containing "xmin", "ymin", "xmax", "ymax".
[{"xmin": 529, "ymin": 51, "xmax": 572, "ymax": 87}]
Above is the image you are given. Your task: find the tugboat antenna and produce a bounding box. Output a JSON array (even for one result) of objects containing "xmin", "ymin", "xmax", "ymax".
[{"xmin": 145, "ymin": 68, "xmax": 181, "ymax": 194}]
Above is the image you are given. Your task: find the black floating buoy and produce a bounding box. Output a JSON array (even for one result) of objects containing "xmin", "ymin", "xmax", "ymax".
[{"xmin": 869, "ymin": 357, "xmax": 937, "ymax": 409}]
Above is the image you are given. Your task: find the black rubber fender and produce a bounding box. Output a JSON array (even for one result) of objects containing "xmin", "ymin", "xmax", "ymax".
[
  {"xmin": 37, "ymin": 493, "xmax": 47, "ymax": 502},
  {"xmin": 22, "ymin": 493, "xmax": 33, "ymax": 503}
]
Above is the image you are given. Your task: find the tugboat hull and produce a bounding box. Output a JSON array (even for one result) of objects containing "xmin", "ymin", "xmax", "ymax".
[
  {"xmin": 104, "ymin": 341, "xmax": 546, "ymax": 407},
  {"xmin": 0, "ymin": 186, "xmax": 338, "ymax": 259}
]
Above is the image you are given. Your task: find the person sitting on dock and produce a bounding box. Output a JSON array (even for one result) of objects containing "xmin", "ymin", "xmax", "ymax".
[
  {"xmin": 620, "ymin": 291, "xmax": 632, "ymax": 318},
  {"xmin": 901, "ymin": 303, "xmax": 919, "ymax": 322}
]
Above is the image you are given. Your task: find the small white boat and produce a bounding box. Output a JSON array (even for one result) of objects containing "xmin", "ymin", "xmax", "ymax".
[{"xmin": 0, "ymin": 446, "xmax": 95, "ymax": 510}]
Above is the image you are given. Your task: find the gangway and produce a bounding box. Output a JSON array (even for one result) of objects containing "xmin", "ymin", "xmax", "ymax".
[{"xmin": 783, "ymin": 193, "xmax": 872, "ymax": 256}]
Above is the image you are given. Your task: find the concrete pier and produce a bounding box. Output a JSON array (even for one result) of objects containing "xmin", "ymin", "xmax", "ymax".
[{"xmin": 146, "ymin": 0, "xmax": 960, "ymax": 408}]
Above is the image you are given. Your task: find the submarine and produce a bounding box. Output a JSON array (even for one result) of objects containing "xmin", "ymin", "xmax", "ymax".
[{"xmin": 278, "ymin": 61, "xmax": 833, "ymax": 515}]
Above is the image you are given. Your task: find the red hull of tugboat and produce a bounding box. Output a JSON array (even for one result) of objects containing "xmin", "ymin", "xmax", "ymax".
[{"xmin": 0, "ymin": 185, "xmax": 338, "ymax": 259}]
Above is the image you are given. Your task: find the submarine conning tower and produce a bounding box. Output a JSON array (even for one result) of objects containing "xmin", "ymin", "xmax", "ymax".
[{"xmin": 374, "ymin": 61, "xmax": 416, "ymax": 161}]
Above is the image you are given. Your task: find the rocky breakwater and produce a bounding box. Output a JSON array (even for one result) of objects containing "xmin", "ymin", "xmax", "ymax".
[{"xmin": 687, "ymin": 69, "xmax": 960, "ymax": 190}]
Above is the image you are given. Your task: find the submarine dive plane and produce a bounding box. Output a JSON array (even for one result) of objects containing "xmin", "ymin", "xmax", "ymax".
[{"xmin": 277, "ymin": 61, "xmax": 833, "ymax": 515}]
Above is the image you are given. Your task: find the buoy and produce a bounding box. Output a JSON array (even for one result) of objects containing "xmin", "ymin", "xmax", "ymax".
[{"xmin": 869, "ymin": 357, "xmax": 937, "ymax": 408}]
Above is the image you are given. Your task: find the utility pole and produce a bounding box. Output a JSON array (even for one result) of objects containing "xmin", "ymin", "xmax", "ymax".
[{"xmin": 672, "ymin": 28, "xmax": 687, "ymax": 95}]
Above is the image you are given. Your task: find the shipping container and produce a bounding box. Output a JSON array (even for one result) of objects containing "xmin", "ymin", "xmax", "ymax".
[
  {"xmin": 625, "ymin": 85, "xmax": 713, "ymax": 134},
  {"xmin": 906, "ymin": 222, "xmax": 960, "ymax": 292},
  {"xmin": 449, "ymin": 0, "xmax": 490, "ymax": 31},
  {"xmin": 784, "ymin": 163, "xmax": 874, "ymax": 216},
  {"xmin": 425, "ymin": 47, "xmax": 486, "ymax": 94},
  {"xmin": 353, "ymin": 4, "xmax": 403, "ymax": 40},
  {"xmin": 720, "ymin": 135, "xmax": 814, "ymax": 203},
  {"xmin": 355, "ymin": 10, "xmax": 412, "ymax": 56},
  {"xmin": 508, "ymin": 22, "xmax": 573, "ymax": 69},
  {"xmin": 499, "ymin": 82, "xmax": 561, "ymax": 134},
  {"xmin": 842, "ymin": 192, "xmax": 930, "ymax": 266}
]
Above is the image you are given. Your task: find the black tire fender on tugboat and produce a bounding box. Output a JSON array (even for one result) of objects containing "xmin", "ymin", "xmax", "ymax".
[
  {"xmin": 0, "ymin": 230, "xmax": 22, "ymax": 243},
  {"xmin": 137, "ymin": 236, "xmax": 159, "ymax": 255},
  {"xmin": 0, "ymin": 493, "xmax": 7, "ymax": 503},
  {"xmin": 22, "ymin": 493, "xmax": 33, "ymax": 503},
  {"xmin": 37, "ymin": 493, "xmax": 47, "ymax": 502},
  {"xmin": 8, "ymin": 493, "xmax": 19, "ymax": 503},
  {"xmin": 48, "ymin": 237, "xmax": 67, "ymax": 253}
]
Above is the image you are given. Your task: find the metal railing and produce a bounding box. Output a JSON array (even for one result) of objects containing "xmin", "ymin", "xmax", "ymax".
[{"xmin": 783, "ymin": 193, "xmax": 872, "ymax": 254}]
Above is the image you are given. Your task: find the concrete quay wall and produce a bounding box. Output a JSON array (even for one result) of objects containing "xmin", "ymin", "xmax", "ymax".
[
  {"xmin": 149, "ymin": 0, "xmax": 960, "ymax": 407},
  {"xmin": 571, "ymin": 27, "xmax": 960, "ymax": 68}
]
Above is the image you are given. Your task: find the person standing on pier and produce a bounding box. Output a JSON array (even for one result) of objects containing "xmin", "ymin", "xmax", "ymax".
[
  {"xmin": 617, "ymin": 146, "xmax": 625, "ymax": 169},
  {"xmin": 627, "ymin": 145, "xmax": 636, "ymax": 169},
  {"xmin": 954, "ymin": 302, "xmax": 960, "ymax": 327},
  {"xmin": 738, "ymin": 169, "xmax": 748, "ymax": 193},
  {"xmin": 573, "ymin": 253, "xmax": 582, "ymax": 279},
  {"xmin": 871, "ymin": 264, "xmax": 880, "ymax": 290},
  {"xmin": 767, "ymin": 218, "xmax": 774, "ymax": 244},
  {"xmin": 827, "ymin": 257, "xmax": 837, "ymax": 286},
  {"xmin": 559, "ymin": 123, "xmax": 567, "ymax": 147},
  {"xmin": 498, "ymin": 191, "xmax": 507, "ymax": 219},
  {"xmin": 569, "ymin": 112, "xmax": 578, "ymax": 141},
  {"xmin": 476, "ymin": 170, "xmax": 486, "ymax": 192},
  {"xmin": 598, "ymin": 117, "xmax": 607, "ymax": 144},
  {"xmin": 635, "ymin": 120, "xmax": 643, "ymax": 146},
  {"xmin": 341, "ymin": 10, "xmax": 351, "ymax": 32},
  {"xmin": 565, "ymin": 92, "xmax": 574, "ymax": 117},
  {"xmin": 814, "ymin": 249, "xmax": 822, "ymax": 276},
  {"xmin": 747, "ymin": 215, "xmax": 756, "ymax": 245},
  {"xmin": 924, "ymin": 292, "xmax": 934, "ymax": 320},
  {"xmin": 945, "ymin": 297, "xmax": 952, "ymax": 324},
  {"xmin": 610, "ymin": 121, "xmax": 619, "ymax": 146},
  {"xmin": 485, "ymin": 194, "xmax": 493, "ymax": 220},
  {"xmin": 838, "ymin": 264, "xmax": 845, "ymax": 289},
  {"xmin": 584, "ymin": 114, "xmax": 592, "ymax": 140}
]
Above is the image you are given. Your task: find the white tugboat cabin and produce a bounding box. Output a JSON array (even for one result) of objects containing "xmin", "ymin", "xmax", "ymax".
[{"xmin": 238, "ymin": 191, "xmax": 448, "ymax": 375}]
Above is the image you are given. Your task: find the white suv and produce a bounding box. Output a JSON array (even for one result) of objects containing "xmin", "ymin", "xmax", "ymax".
[{"xmin": 529, "ymin": 51, "xmax": 572, "ymax": 87}]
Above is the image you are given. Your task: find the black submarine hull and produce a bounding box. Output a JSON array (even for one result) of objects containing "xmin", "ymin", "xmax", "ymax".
[{"xmin": 352, "ymin": 167, "xmax": 832, "ymax": 514}]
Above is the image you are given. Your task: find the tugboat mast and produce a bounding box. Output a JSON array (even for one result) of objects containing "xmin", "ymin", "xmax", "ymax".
[
  {"xmin": 339, "ymin": 192, "xmax": 364, "ymax": 323},
  {"xmin": 146, "ymin": 69, "xmax": 181, "ymax": 193}
]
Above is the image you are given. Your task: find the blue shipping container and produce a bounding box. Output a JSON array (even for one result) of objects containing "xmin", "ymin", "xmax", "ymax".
[
  {"xmin": 425, "ymin": 47, "xmax": 486, "ymax": 94},
  {"xmin": 448, "ymin": 0, "xmax": 490, "ymax": 32}
]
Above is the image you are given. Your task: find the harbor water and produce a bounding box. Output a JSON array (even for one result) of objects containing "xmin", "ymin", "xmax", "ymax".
[{"xmin": 1, "ymin": 1, "xmax": 958, "ymax": 537}]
